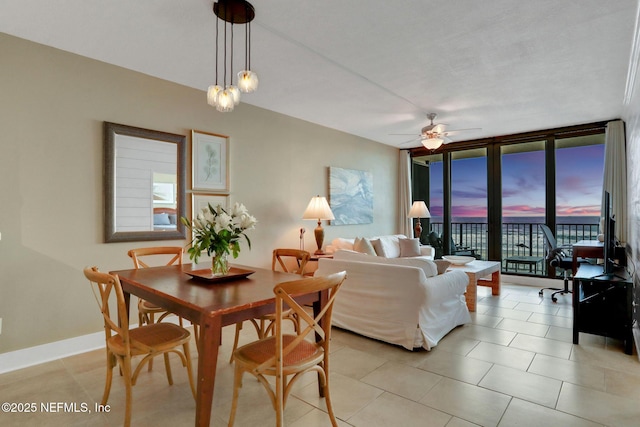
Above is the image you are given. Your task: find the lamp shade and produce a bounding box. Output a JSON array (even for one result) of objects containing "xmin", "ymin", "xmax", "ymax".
[
  {"xmin": 421, "ymin": 137, "xmax": 444, "ymax": 150},
  {"xmin": 408, "ymin": 201, "xmax": 431, "ymax": 218},
  {"xmin": 302, "ymin": 196, "xmax": 335, "ymax": 220}
]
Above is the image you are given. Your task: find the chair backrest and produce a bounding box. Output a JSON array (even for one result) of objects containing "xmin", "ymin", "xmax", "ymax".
[
  {"xmin": 256, "ymin": 271, "xmax": 347, "ymax": 373},
  {"xmin": 128, "ymin": 246, "xmax": 183, "ymax": 269},
  {"xmin": 539, "ymin": 224, "xmax": 571, "ymax": 268},
  {"xmin": 271, "ymin": 249, "xmax": 311, "ymax": 276},
  {"xmin": 539, "ymin": 224, "xmax": 558, "ymax": 251},
  {"xmin": 83, "ymin": 267, "xmax": 130, "ymax": 349}
]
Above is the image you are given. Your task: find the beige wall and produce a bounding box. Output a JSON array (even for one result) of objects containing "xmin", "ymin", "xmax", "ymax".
[{"xmin": 0, "ymin": 33, "xmax": 399, "ymax": 353}]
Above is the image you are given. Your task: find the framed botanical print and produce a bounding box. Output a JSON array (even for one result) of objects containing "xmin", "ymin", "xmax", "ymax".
[
  {"xmin": 192, "ymin": 130, "xmax": 229, "ymax": 193},
  {"xmin": 192, "ymin": 193, "xmax": 230, "ymax": 216}
]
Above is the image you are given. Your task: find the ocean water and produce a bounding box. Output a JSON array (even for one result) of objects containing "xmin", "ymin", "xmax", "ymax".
[
  {"xmin": 428, "ymin": 216, "xmax": 600, "ymax": 260},
  {"xmin": 431, "ymin": 216, "xmax": 600, "ymax": 225}
]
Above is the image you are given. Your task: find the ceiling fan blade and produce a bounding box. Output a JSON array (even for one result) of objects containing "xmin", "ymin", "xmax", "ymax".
[
  {"xmin": 399, "ymin": 137, "xmax": 420, "ymax": 145},
  {"xmin": 443, "ymin": 127, "xmax": 482, "ymax": 135},
  {"xmin": 432, "ymin": 124, "xmax": 446, "ymax": 134},
  {"xmin": 389, "ymin": 133, "xmax": 420, "ymax": 136}
]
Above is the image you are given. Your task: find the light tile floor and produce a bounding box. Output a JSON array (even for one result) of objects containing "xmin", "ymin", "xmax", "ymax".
[{"xmin": 1, "ymin": 282, "xmax": 639, "ymax": 426}]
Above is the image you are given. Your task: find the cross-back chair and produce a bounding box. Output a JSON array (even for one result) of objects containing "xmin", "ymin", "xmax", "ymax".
[
  {"xmin": 229, "ymin": 249, "xmax": 310, "ymax": 361},
  {"xmin": 128, "ymin": 246, "xmax": 200, "ymax": 368},
  {"xmin": 83, "ymin": 267, "xmax": 196, "ymax": 427},
  {"xmin": 127, "ymin": 246, "xmax": 184, "ymax": 328},
  {"xmin": 228, "ymin": 270, "xmax": 346, "ymax": 427}
]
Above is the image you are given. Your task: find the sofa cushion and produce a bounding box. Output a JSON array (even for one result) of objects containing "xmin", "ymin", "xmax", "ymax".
[
  {"xmin": 399, "ymin": 238, "xmax": 421, "ymax": 257},
  {"xmin": 370, "ymin": 238, "xmax": 386, "ymax": 257},
  {"xmin": 375, "ymin": 235, "xmax": 404, "ymax": 258},
  {"xmin": 330, "ymin": 237, "xmax": 355, "ymax": 252},
  {"xmin": 333, "ymin": 249, "xmax": 438, "ymax": 278},
  {"xmin": 354, "ymin": 237, "xmax": 377, "ymax": 255}
]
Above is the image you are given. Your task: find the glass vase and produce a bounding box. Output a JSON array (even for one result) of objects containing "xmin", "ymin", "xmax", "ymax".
[{"xmin": 211, "ymin": 252, "xmax": 230, "ymax": 276}]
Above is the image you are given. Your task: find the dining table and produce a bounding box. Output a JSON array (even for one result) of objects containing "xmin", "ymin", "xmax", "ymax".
[{"xmin": 111, "ymin": 263, "xmax": 325, "ymax": 427}]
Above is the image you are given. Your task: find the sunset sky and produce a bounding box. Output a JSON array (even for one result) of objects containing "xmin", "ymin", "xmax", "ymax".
[{"xmin": 428, "ymin": 144, "xmax": 605, "ymax": 218}]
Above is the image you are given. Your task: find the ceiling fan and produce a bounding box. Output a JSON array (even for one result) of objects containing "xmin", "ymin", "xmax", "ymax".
[{"xmin": 393, "ymin": 113, "xmax": 481, "ymax": 150}]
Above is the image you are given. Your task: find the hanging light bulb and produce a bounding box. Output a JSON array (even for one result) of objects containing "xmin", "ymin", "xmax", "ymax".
[
  {"xmin": 237, "ymin": 16, "xmax": 258, "ymax": 93},
  {"xmin": 226, "ymin": 85, "xmax": 241, "ymax": 105},
  {"xmin": 207, "ymin": 84, "xmax": 223, "ymax": 106},
  {"xmin": 216, "ymin": 88, "xmax": 235, "ymax": 112},
  {"xmin": 237, "ymin": 70, "xmax": 259, "ymax": 93}
]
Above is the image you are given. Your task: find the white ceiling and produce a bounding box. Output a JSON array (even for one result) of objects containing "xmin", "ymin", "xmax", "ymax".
[{"xmin": 1, "ymin": 0, "xmax": 638, "ymax": 147}]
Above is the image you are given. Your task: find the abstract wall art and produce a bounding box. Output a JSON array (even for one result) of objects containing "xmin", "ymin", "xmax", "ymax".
[{"xmin": 329, "ymin": 167, "xmax": 373, "ymax": 225}]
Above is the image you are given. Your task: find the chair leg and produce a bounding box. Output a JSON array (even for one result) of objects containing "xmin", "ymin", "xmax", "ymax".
[
  {"xmin": 550, "ymin": 273, "xmax": 572, "ymax": 302},
  {"xmin": 228, "ymin": 364, "xmax": 244, "ymax": 427},
  {"xmin": 120, "ymin": 355, "xmax": 134, "ymax": 427},
  {"xmin": 229, "ymin": 322, "xmax": 243, "ymax": 363},
  {"xmin": 101, "ymin": 350, "xmax": 115, "ymax": 406},
  {"xmin": 183, "ymin": 343, "xmax": 197, "ymax": 400},
  {"xmin": 539, "ymin": 286, "xmax": 561, "ymax": 297},
  {"xmin": 147, "ymin": 312, "xmax": 155, "ymax": 372},
  {"xmin": 322, "ymin": 369, "xmax": 338, "ymax": 427},
  {"xmin": 163, "ymin": 352, "xmax": 174, "ymax": 385}
]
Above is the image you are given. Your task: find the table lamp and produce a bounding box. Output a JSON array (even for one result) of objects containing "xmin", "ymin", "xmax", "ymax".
[
  {"xmin": 408, "ymin": 201, "xmax": 430, "ymax": 239},
  {"xmin": 302, "ymin": 195, "xmax": 335, "ymax": 255}
]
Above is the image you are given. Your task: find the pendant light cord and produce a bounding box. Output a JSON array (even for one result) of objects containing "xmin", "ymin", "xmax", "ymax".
[
  {"xmin": 230, "ymin": 22, "xmax": 234, "ymax": 84},
  {"xmin": 215, "ymin": 16, "xmax": 219, "ymax": 85}
]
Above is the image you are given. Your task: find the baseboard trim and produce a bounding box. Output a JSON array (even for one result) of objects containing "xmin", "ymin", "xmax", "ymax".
[
  {"xmin": 0, "ymin": 331, "xmax": 105, "ymax": 374},
  {"xmin": 0, "ymin": 316, "xmax": 182, "ymax": 374}
]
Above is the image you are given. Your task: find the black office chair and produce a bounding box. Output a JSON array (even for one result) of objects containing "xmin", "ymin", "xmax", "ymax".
[{"xmin": 538, "ymin": 224, "xmax": 574, "ymax": 302}]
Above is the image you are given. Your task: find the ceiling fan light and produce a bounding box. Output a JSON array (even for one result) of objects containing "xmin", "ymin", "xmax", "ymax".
[
  {"xmin": 422, "ymin": 137, "xmax": 444, "ymax": 150},
  {"xmin": 207, "ymin": 84, "xmax": 222, "ymax": 106},
  {"xmin": 237, "ymin": 70, "xmax": 259, "ymax": 93},
  {"xmin": 216, "ymin": 89, "xmax": 235, "ymax": 112}
]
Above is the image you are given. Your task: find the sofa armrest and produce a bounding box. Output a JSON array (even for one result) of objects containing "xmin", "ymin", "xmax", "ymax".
[
  {"xmin": 420, "ymin": 245, "xmax": 435, "ymax": 258},
  {"xmin": 424, "ymin": 270, "xmax": 469, "ymax": 297}
]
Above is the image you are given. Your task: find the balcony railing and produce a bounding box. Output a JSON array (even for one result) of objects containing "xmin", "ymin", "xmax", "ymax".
[{"xmin": 429, "ymin": 221, "xmax": 600, "ymax": 276}]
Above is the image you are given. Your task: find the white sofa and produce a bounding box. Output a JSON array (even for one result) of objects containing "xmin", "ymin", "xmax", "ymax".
[
  {"xmin": 325, "ymin": 234, "xmax": 435, "ymax": 259},
  {"xmin": 316, "ymin": 246, "xmax": 470, "ymax": 350}
]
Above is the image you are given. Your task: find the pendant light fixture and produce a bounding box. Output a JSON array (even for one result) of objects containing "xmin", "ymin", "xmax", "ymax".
[{"xmin": 208, "ymin": 0, "xmax": 258, "ymax": 112}]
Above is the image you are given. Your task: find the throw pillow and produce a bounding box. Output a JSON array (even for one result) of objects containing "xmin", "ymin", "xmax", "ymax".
[
  {"xmin": 153, "ymin": 213, "xmax": 171, "ymax": 225},
  {"xmin": 399, "ymin": 238, "xmax": 421, "ymax": 257},
  {"xmin": 370, "ymin": 239, "xmax": 388, "ymax": 257},
  {"xmin": 433, "ymin": 259, "xmax": 451, "ymax": 274},
  {"xmin": 354, "ymin": 237, "xmax": 377, "ymax": 256}
]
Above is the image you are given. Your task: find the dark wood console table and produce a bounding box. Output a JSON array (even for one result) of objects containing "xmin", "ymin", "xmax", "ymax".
[{"xmin": 572, "ymin": 264, "xmax": 633, "ymax": 354}]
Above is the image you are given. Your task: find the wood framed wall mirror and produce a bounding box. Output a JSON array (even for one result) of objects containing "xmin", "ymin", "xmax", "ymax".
[{"xmin": 104, "ymin": 122, "xmax": 187, "ymax": 243}]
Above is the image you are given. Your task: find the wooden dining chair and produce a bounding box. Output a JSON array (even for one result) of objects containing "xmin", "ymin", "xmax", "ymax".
[
  {"xmin": 229, "ymin": 249, "xmax": 310, "ymax": 362},
  {"xmin": 128, "ymin": 246, "xmax": 184, "ymax": 328},
  {"xmin": 228, "ymin": 271, "xmax": 346, "ymax": 427},
  {"xmin": 83, "ymin": 267, "xmax": 196, "ymax": 427}
]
